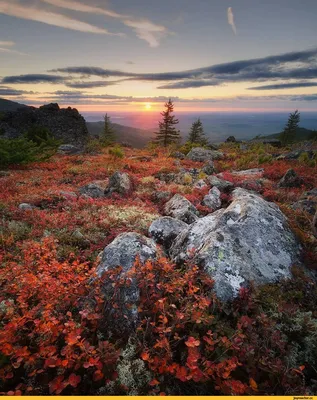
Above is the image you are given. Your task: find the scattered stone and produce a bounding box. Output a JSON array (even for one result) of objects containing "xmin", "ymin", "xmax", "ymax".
[
  {"xmin": 207, "ymin": 175, "xmax": 234, "ymax": 192},
  {"xmin": 194, "ymin": 179, "xmax": 208, "ymax": 189},
  {"xmin": 58, "ymin": 144, "xmax": 81, "ymax": 155},
  {"xmin": 172, "ymin": 151, "xmax": 185, "ymax": 160},
  {"xmin": 58, "ymin": 190, "xmax": 78, "ymax": 200},
  {"xmin": 164, "ymin": 194, "xmax": 199, "ymax": 224},
  {"xmin": 0, "ymin": 171, "xmax": 10, "ymax": 177},
  {"xmin": 104, "ymin": 171, "xmax": 132, "ymax": 197},
  {"xmin": 277, "ymin": 150, "xmax": 314, "ymax": 160},
  {"xmin": 79, "ymin": 183, "xmax": 104, "ymax": 198},
  {"xmin": 149, "ymin": 217, "xmax": 188, "ymax": 249},
  {"xmin": 186, "ymin": 147, "xmax": 224, "ymax": 162},
  {"xmin": 18, "ymin": 203, "xmax": 33, "ymax": 211},
  {"xmin": 202, "ymin": 161, "xmax": 216, "ymax": 175},
  {"xmin": 292, "ymin": 188, "xmax": 317, "ymax": 215},
  {"xmin": 278, "ymin": 169, "xmax": 303, "ymax": 188},
  {"xmin": 203, "ymin": 187, "xmax": 222, "ymax": 210},
  {"xmin": 152, "ymin": 191, "xmax": 172, "ymax": 203},
  {"xmin": 230, "ymin": 168, "xmax": 264, "ymax": 177},
  {"xmin": 154, "ymin": 172, "xmax": 176, "ymax": 183},
  {"xmin": 170, "ymin": 188, "xmax": 301, "ymax": 301}
]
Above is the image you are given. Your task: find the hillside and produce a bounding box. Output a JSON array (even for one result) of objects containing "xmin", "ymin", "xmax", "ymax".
[
  {"xmin": 262, "ymin": 127, "xmax": 316, "ymax": 142},
  {"xmin": 86, "ymin": 120, "xmax": 153, "ymax": 148},
  {"xmin": 0, "ymin": 141, "xmax": 316, "ymax": 395},
  {"xmin": 0, "ymin": 98, "xmax": 28, "ymax": 112}
]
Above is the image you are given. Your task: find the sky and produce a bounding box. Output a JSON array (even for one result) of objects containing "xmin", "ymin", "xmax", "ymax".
[{"xmin": 0, "ymin": 0, "xmax": 317, "ymax": 113}]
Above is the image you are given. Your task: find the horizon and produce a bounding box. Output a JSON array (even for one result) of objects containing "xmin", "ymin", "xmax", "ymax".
[{"xmin": 1, "ymin": 0, "xmax": 317, "ymax": 112}]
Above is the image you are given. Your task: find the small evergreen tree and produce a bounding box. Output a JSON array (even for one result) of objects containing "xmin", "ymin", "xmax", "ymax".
[
  {"xmin": 101, "ymin": 114, "xmax": 116, "ymax": 145},
  {"xmin": 188, "ymin": 118, "xmax": 208, "ymax": 145},
  {"xmin": 154, "ymin": 99, "xmax": 180, "ymax": 147},
  {"xmin": 279, "ymin": 110, "xmax": 300, "ymax": 146}
]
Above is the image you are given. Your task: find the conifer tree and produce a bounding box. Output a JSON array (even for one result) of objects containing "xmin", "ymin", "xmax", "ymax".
[
  {"xmin": 154, "ymin": 99, "xmax": 180, "ymax": 147},
  {"xmin": 188, "ymin": 118, "xmax": 208, "ymax": 145},
  {"xmin": 279, "ymin": 110, "xmax": 300, "ymax": 146},
  {"xmin": 101, "ymin": 114, "xmax": 116, "ymax": 145}
]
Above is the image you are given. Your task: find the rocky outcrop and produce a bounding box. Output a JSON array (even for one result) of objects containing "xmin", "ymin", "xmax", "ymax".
[
  {"xmin": 186, "ymin": 147, "xmax": 224, "ymax": 162},
  {"xmin": 170, "ymin": 188, "xmax": 301, "ymax": 301},
  {"xmin": 164, "ymin": 194, "xmax": 199, "ymax": 224},
  {"xmin": 104, "ymin": 172, "xmax": 132, "ymax": 197},
  {"xmin": 149, "ymin": 216, "xmax": 188, "ymax": 249},
  {"xmin": 0, "ymin": 103, "xmax": 88, "ymax": 146}
]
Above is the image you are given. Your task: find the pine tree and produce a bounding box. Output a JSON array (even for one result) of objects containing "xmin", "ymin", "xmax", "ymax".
[
  {"xmin": 279, "ymin": 110, "xmax": 300, "ymax": 146},
  {"xmin": 101, "ymin": 114, "xmax": 116, "ymax": 145},
  {"xmin": 188, "ymin": 118, "xmax": 208, "ymax": 145},
  {"xmin": 154, "ymin": 99, "xmax": 180, "ymax": 147}
]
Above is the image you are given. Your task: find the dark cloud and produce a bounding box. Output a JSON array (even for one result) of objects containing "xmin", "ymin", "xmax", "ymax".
[
  {"xmin": 49, "ymin": 47, "xmax": 317, "ymax": 88},
  {"xmin": 1, "ymin": 74, "xmax": 68, "ymax": 84},
  {"xmin": 0, "ymin": 86, "xmax": 36, "ymax": 96},
  {"xmin": 248, "ymin": 82, "xmax": 317, "ymax": 90},
  {"xmin": 66, "ymin": 80, "xmax": 120, "ymax": 89}
]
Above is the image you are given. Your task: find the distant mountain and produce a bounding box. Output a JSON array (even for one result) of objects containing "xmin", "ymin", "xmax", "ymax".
[
  {"xmin": 262, "ymin": 127, "xmax": 316, "ymax": 142},
  {"xmin": 86, "ymin": 121, "xmax": 153, "ymax": 148},
  {"xmin": 0, "ymin": 98, "xmax": 28, "ymax": 112}
]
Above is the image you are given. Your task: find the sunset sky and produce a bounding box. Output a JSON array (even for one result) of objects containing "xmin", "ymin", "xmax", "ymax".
[{"xmin": 1, "ymin": 0, "xmax": 317, "ymax": 112}]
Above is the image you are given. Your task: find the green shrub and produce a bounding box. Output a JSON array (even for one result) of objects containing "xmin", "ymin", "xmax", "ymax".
[
  {"xmin": 298, "ymin": 152, "xmax": 316, "ymax": 167},
  {"xmin": 84, "ymin": 138, "xmax": 102, "ymax": 154},
  {"xmin": 109, "ymin": 145, "xmax": 124, "ymax": 160},
  {"xmin": 179, "ymin": 141, "xmax": 207, "ymax": 155}
]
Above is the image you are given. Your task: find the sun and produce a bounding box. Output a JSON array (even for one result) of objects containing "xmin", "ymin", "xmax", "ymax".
[{"xmin": 144, "ymin": 103, "xmax": 152, "ymax": 110}]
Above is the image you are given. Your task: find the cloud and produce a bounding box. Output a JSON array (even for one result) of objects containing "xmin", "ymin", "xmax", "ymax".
[
  {"xmin": 0, "ymin": 39, "xmax": 27, "ymax": 55},
  {"xmin": 0, "ymin": 86, "xmax": 36, "ymax": 96},
  {"xmin": 1, "ymin": 74, "xmax": 67, "ymax": 84},
  {"xmin": 47, "ymin": 47, "xmax": 317, "ymax": 89},
  {"xmin": 227, "ymin": 7, "xmax": 237, "ymax": 35},
  {"xmin": 0, "ymin": 40, "xmax": 14, "ymax": 46},
  {"xmin": 0, "ymin": 0, "xmax": 123, "ymax": 36},
  {"xmin": 66, "ymin": 80, "xmax": 120, "ymax": 88},
  {"xmin": 248, "ymin": 82, "xmax": 317, "ymax": 90},
  {"xmin": 40, "ymin": 0, "xmax": 169, "ymax": 47}
]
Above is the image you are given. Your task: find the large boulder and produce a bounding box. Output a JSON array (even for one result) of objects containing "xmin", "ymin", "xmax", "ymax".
[
  {"xmin": 203, "ymin": 187, "xmax": 222, "ymax": 210},
  {"xmin": 170, "ymin": 188, "xmax": 301, "ymax": 301},
  {"xmin": 164, "ymin": 194, "xmax": 199, "ymax": 224},
  {"xmin": 186, "ymin": 147, "xmax": 224, "ymax": 162},
  {"xmin": 278, "ymin": 169, "xmax": 303, "ymax": 188},
  {"xmin": 96, "ymin": 232, "xmax": 158, "ymax": 331},
  {"xmin": 207, "ymin": 175, "xmax": 234, "ymax": 192},
  {"xmin": 104, "ymin": 171, "xmax": 132, "ymax": 196},
  {"xmin": 149, "ymin": 217, "xmax": 188, "ymax": 249},
  {"xmin": 58, "ymin": 144, "xmax": 81, "ymax": 155}
]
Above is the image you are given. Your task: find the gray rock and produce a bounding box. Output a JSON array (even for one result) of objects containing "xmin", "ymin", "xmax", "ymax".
[
  {"xmin": 0, "ymin": 171, "xmax": 10, "ymax": 177},
  {"xmin": 194, "ymin": 179, "xmax": 208, "ymax": 189},
  {"xmin": 96, "ymin": 232, "xmax": 158, "ymax": 331},
  {"xmin": 207, "ymin": 175, "xmax": 234, "ymax": 192},
  {"xmin": 58, "ymin": 190, "xmax": 78, "ymax": 200},
  {"xmin": 149, "ymin": 216, "xmax": 188, "ymax": 249},
  {"xmin": 152, "ymin": 191, "xmax": 172, "ymax": 203},
  {"xmin": 226, "ymin": 136, "xmax": 237, "ymax": 143},
  {"xmin": 170, "ymin": 188, "xmax": 301, "ymax": 301},
  {"xmin": 172, "ymin": 151, "xmax": 185, "ymax": 160},
  {"xmin": 104, "ymin": 171, "xmax": 132, "ymax": 196},
  {"xmin": 154, "ymin": 172, "xmax": 176, "ymax": 183},
  {"xmin": 186, "ymin": 147, "xmax": 224, "ymax": 162},
  {"xmin": 203, "ymin": 187, "xmax": 222, "ymax": 210},
  {"xmin": 164, "ymin": 194, "xmax": 199, "ymax": 224},
  {"xmin": 79, "ymin": 183, "xmax": 104, "ymax": 198},
  {"xmin": 230, "ymin": 168, "xmax": 264, "ymax": 177},
  {"xmin": 277, "ymin": 150, "xmax": 314, "ymax": 160},
  {"xmin": 202, "ymin": 161, "xmax": 216, "ymax": 175},
  {"xmin": 278, "ymin": 169, "xmax": 303, "ymax": 188},
  {"xmin": 292, "ymin": 188, "xmax": 317, "ymax": 215},
  {"xmin": 58, "ymin": 144, "xmax": 81, "ymax": 155},
  {"xmin": 18, "ymin": 203, "xmax": 33, "ymax": 211}
]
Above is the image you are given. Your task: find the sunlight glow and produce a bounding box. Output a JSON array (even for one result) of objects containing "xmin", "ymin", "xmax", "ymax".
[{"xmin": 144, "ymin": 102, "xmax": 152, "ymax": 110}]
